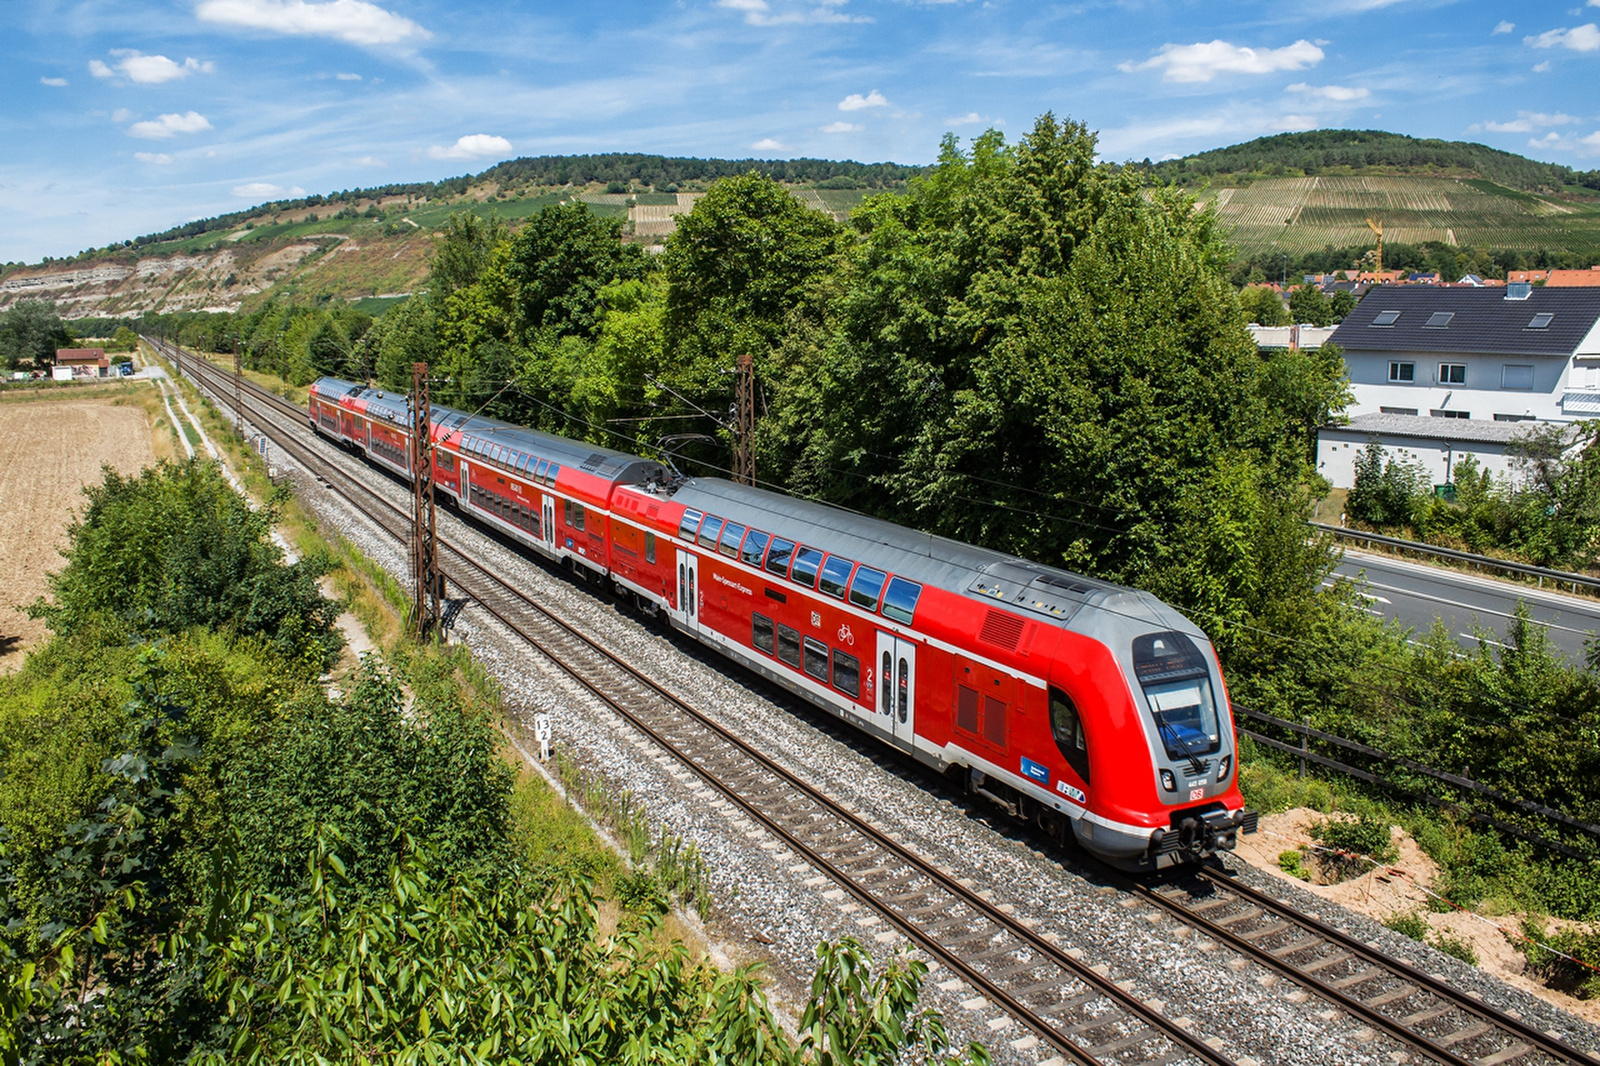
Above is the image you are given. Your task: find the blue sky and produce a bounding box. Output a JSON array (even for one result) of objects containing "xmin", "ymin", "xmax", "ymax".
[{"xmin": 4, "ymin": 0, "xmax": 1599, "ymax": 264}]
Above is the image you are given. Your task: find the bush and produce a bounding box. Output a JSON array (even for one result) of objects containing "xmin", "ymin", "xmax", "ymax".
[
  {"xmin": 1521, "ymin": 917, "xmax": 1600, "ymax": 999},
  {"xmin": 1278, "ymin": 849, "xmax": 1312, "ymax": 881},
  {"xmin": 1311, "ymin": 811, "xmax": 1397, "ymax": 880},
  {"xmin": 1385, "ymin": 911, "xmax": 1429, "ymax": 941},
  {"xmin": 1432, "ymin": 931, "xmax": 1479, "ymax": 966}
]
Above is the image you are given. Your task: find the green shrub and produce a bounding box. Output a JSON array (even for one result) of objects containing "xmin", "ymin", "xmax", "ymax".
[
  {"xmin": 1432, "ymin": 931, "xmax": 1479, "ymax": 966},
  {"xmin": 1385, "ymin": 911, "xmax": 1429, "ymax": 941},
  {"xmin": 1520, "ymin": 917, "xmax": 1600, "ymax": 999},
  {"xmin": 1278, "ymin": 849, "xmax": 1312, "ymax": 881}
]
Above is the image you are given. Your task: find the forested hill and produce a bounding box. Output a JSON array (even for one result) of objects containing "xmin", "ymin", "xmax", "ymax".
[{"xmin": 1152, "ymin": 130, "xmax": 1598, "ymax": 193}]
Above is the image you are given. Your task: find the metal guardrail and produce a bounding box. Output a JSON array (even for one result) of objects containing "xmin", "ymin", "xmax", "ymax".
[{"xmin": 1310, "ymin": 521, "xmax": 1600, "ymax": 594}]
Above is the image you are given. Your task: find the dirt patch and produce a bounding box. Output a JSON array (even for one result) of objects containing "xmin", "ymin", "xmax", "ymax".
[
  {"xmin": 1236, "ymin": 808, "xmax": 1600, "ymax": 1026},
  {"xmin": 0, "ymin": 395, "xmax": 158, "ymax": 672}
]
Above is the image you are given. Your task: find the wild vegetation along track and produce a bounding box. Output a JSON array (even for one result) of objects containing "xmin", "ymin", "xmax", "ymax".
[
  {"xmin": 165, "ymin": 341, "xmax": 1600, "ymax": 1066},
  {"xmin": 164, "ymin": 343, "xmax": 1240, "ymax": 1066},
  {"xmin": 1119, "ymin": 864, "xmax": 1600, "ymax": 1066}
]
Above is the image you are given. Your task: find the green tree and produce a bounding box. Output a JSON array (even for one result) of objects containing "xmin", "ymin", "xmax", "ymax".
[
  {"xmin": 1238, "ymin": 284, "xmax": 1289, "ymax": 326},
  {"xmin": 31, "ymin": 460, "xmax": 343, "ymax": 671},
  {"xmin": 0, "ymin": 299, "xmax": 72, "ymax": 370},
  {"xmin": 1328, "ymin": 289, "xmax": 1358, "ymax": 321},
  {"xmin": 1288, "ymin": 284, "xmax": 1333, "ymax": 326},
  {"xmin": 1347, "ymin": 439, "xmax": 1427, "ymax": 527},
  {"xmin": 505, "ymin": 201, "xmax": 649, "ymax": 339}
]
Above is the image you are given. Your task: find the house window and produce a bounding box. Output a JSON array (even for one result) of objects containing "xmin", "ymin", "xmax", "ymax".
[
  {"xmin": 1372, "ymin": 310, "xmax": 1401, "ymax": 326},
  {"xmin": 1431, "ymin": 409, "xmax": 1471, "ymax": 419},
  {"xmin": 1439, "ymin": 363, "xmax": 1467, "ymax": 384},
  {"xmin": 1501, "ymin": 364, "xmax": 1534, "ymax": 390},
  {"xmin": 1388, "ymin": 362, "xmax": 1414, "ymax": 383},
  {"xmin": 1494, "ymin": 414, "xmax": 1533, "ymax": 422},
  {"xmin": 1424, "ymin": 311, "xmax": 1455, "ymax": 328},
  {"xmin": 1379, "ymin": 406, "xmax": 1419, "ymax": 416},
  {"xmin": 1527, "ymin": 313, "xmax": 1554, "ymax": 329}
]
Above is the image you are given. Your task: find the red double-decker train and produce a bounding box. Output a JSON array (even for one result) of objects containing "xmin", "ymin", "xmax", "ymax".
[{"xmin": 310, "ymin": 377, "xmax": 1256, "ymax": 869}]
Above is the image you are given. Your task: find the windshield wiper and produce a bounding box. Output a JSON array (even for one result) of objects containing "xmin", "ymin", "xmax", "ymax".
[{"xmin": 1153, "ymin": 710, "xmax": 1206, "ymax": 776}]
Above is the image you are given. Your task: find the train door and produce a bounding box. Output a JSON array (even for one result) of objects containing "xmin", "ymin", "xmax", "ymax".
[
  {"xmin": 673, "ymin": 549, "xmax": 699, "ymax": 632},
  {"xmin": 542, "ymin": 496, "xmax": 556, "ymax": 551},
  {"xmin": 875, "ymin": 632, "xmax": 916, "ymax": 745}
]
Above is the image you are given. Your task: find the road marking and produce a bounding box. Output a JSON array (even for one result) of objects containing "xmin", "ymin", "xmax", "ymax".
[
  {"xmin": 1339, "ymin": 548, "xmax": 1600, "ymax": 612},
  {"xmin": 1463, "ymin": 633, "xmax": 1512, "ymax": 650},
  {"xmin": 1354, "ymin": 579, "xmax": 1598, "ymax": 638}
]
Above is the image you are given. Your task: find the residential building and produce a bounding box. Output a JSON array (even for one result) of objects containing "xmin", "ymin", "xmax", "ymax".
[
  {"xmin": 1315, "ymin": 285, "xmax": 1600, "ymax": 488},
  {"xmin": 1544, "ymin": 266, "xmax": 1600, "ymax": 288},
  {"xmin": 1328, "ymin": 284, "xmax": 1600, "ymax": 424},
  {"xmin": 54, "ymin": 347, "xmax": 109, "ymax": 378}
]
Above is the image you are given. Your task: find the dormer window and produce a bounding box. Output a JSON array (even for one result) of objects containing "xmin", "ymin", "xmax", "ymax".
[
  {"xmin": 1527, "ymin": 312, "xmax": 1554, "ymax": 329},
  {"xmin": 1424, "ymin": 312, "xmax": 1455, "ymax": 328},
  {"xmin": 1372, "ymin": 310, "xmax": 1401, "ymax": 326}
]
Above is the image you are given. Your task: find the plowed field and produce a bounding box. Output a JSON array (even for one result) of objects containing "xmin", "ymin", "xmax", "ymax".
[{"xmin": 0, "ymin": 393, "xmax": 158, "ymax": 672}]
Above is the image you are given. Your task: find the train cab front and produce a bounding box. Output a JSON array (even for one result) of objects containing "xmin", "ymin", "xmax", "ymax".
[{"xmin": 1098, "ymin": 628, "xmax": 1258, "ymax": 872}]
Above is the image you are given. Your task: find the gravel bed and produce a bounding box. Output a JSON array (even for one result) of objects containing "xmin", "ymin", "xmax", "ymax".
[{"xmin": 248, "ymin": 403, "xmax": 1600, "ymax": 1066}]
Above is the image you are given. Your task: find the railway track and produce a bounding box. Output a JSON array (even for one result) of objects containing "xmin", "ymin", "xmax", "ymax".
[{"xmin": 157, "ymin": 339, "xmax": 1600, "ymax": 1066}]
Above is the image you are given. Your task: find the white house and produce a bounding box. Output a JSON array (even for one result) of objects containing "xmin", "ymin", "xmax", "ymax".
[
  {"xmin": 1328, "ymin": 283, "xmax": 1600, "ymax": 423},
  {"xmin": 1316, "ymin": 412, "xmax": 1557, "ymax": 490}
]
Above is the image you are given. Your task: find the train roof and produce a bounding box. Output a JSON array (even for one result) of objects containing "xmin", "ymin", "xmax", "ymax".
[
  {"xmin": 665, "ymin": 478, "xmax": 1197, "ymax": 639},
  {"xmin": 310, "ymin": 377, "xmax": 364, "ymax": 399}
]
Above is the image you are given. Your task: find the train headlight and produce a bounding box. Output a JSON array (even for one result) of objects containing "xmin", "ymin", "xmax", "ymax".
[
  {"xmin": 1218, "ymin": 755, "xmax": 1232, "ymax": 781},
  {"xmin": 1160, "ymin": 769, "xmax": 1176, "ymax": 792}
]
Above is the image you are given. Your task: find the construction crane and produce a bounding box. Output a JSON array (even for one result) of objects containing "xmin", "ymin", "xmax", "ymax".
[{"xmin": 1365, "ymin": 217, "xmax": 1384, "ymax": 276}]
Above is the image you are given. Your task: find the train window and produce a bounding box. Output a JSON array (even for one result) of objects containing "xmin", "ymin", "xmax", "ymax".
[
  {"xmin": 765, "ymin": 537, "xmax": 795, "ymax": 576},
  {"xmin": 880, "ymin": 577, "xmax": 922, "ymax": 625},
  {"xmin": 547, "ymin": 463, "xmax": 561, "ymax": 486},
  {"xmin": 1132, "ymin": 631, "xmax": 1221, "ymax": 760},
  {"xmin": 741, "ymin": 529, "xmax": 769, "ymax": 567},
  {"xmin": 956, "ymin": 685, "xmax": 979, "ymax": 734},
  {"xmin": 572, "ymin": 502, "xmax": 585, "ymax": 531},
  {"xmin": 777, "ymin": 624, "xmax": 801, "ymax": 667},
  {"xmin": 802, "ymin": 637, "xmax": 830, "ymax": 681},
  {"xmin": 516, "ymin": 454, "xmax": 531, "ymax": 474},
  {"xmin": 678, "ymin": 509, "xmax": 704, "ymax": 542},
  {"xmin": 1049, "ymin": 688, "xmax": 1090, "ymax": 783},
  {"xmin": 645, "ymin": 532, "xmax": 656, "ymax": 565},
  {"xmin": 848, "ymin": 567, "xmax": 887, "ymax": 611},
  {"xmin": 831, "ymin": 649, "xmax": 860, "ymax": 698},
  {"xmin": 698, "ymin": 515, "xmax": 724, "ymax": 551},
  {"xmin": 535, "ymin": 458, "xmax": 550, "ymax": 483},
  {"xmin": 752, "ymin": 613, "xmax": 775, "ymax": 654},
  {"xmin": 719, "ymin": 522, "xmax": 746, "ymax": 559},
  {"xmin": 818, "ymin": 556, "xmax": 854, "ymax": 599},
  {"xmin": 983, "ymin": 697, "xmax": 1007, "ymax": 747},
  {"xmin": 790, "ymin": 546, "xmax": 823, "ymax": 589},
  {"xmin": 881, "ymin": 652, "xmax": 892, "ymax": 713}
]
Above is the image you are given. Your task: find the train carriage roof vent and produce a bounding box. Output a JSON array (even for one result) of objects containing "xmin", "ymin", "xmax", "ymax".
[
  {"xmin": 978, "ymin": 610, "xmax": 1027, "ymax": 651},
  {"xmin": 579, "ymin": 452, "xmax": 608, "ymax": 473}
]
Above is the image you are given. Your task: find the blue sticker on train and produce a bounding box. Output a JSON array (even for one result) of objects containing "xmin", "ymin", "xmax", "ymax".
[{"xmin": 1020, "ymin": 756, "xmax": 1050, "ymax": 786}]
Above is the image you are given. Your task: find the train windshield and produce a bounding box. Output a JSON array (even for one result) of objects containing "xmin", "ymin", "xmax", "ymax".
[{"xmin": 1131, "ymin": 632, "xmax": 1221, "ymax": 760}]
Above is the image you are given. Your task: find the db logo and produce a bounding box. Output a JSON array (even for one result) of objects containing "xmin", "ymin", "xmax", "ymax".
[
  {"xmin": 1189, "ymin": 787, "xmax": 1206, "ymax": 802},
  {"xmin": 837, "ymin": 624, "xmax": 855, "ymax": 646}
]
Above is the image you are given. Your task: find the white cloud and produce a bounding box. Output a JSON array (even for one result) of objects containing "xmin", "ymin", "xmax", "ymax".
[
  {"xmin": 233, "ymin": 182, "xmax": 306, "ymax": 198},
  {"xmin": 716, "ymin": 0, "xmax": 869, "ymax": 25},
  {"xmin": 127, "ymin": 111, "xmax": 213, "ymax": 139},
  {"xmin": 1119, "ymin": 39, "xmax": 1324, "ymax": 83},
  {"xmin": 750, "ymin": 137, "xmax": 786, "ymax": 150},
  {"xmin": 819, "ymin": 121, "xmax": 862, "ymax": 133},
  {"xmin": 1285, "ymin": 82, "xmax": 1370, "ymax": 101},
  {"xmin": 427, "ymin": 133, "xmax": 513, "ymax": 160},
  {"xmin": 112, "ymin": 107, "xmax": 134, "ymax": 122},
  {"xmin": 348, "ymin": 155, "xmax": 386, "ymax": 165},
  {"xmin": 90, "ymin": 50, "xmax": 214, "ymax": 84},
  {"xmin": 134, "ymin": 152, "xmax": 174, "ymax": 164},
  {"xmin": 195, "ymin": 0, "xmax": 430, "ymax": 47},
  {"xmin": 40, "ymin": 76, "xmax": 68, "ymax": 86},
  {"xmin": 1493, "ymin": 20, "xmax": 1515, "ymax": 34},
  {"xmin": 944, "ymin": 112, "xmax": 982, "ymax": 126},
  {"xmin": 838, "ymin": 89, "xmax": 888, "ymax": 111},
  {"xmin": 336, "ymin": 71, "xmax": 362, "ymax": 80},
  {"xmin": 1476, "ymin": 110, "xmax": 1583, "ymax": 132},
  {"xmin": 1525, "ymin": 24, "xmax": 1600, "ymax": 51}
]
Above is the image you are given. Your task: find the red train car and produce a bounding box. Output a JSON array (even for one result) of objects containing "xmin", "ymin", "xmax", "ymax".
[{"xmin": 309, "ymin": 378, "xmax": 1256, "ymax": 869}]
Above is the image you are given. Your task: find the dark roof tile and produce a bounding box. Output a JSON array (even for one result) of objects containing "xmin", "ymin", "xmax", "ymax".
[{"xmin": 1330, "ymin": 286, "xmax": 1600, "ymax": 357}]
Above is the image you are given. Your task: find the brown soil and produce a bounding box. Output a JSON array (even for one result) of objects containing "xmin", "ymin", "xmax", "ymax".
[
  {"xmin": 0, "ymin": 394, "xmax": 158, "ymax": 672},
  {"xmin": 1235, "ymin": 808, "xmax": 1600, "ymax": 1026}
]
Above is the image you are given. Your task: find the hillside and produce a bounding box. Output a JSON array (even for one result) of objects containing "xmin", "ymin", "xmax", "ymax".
[
  {"xmin": 0, "ymin": 154, "xmax": 903, "ymax": 320},
  {"xmin": 1152, "ymin": 129, "xmax": 1600, "ymax": 194}
]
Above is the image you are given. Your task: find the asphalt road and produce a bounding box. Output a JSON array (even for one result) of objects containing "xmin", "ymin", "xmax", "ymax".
[{"xmin": 1328, "ymin": 548, "xmax": 1600, "ymax": 662}]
